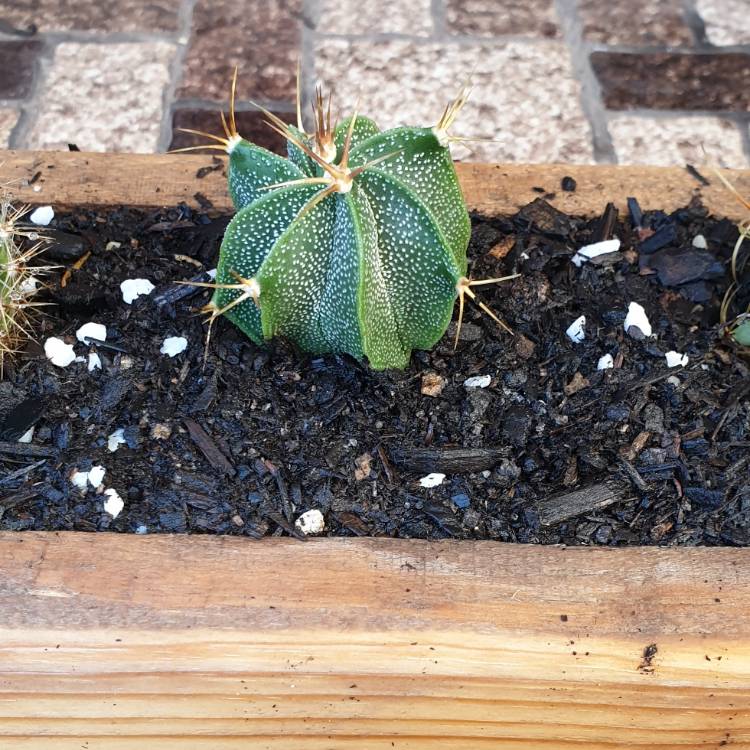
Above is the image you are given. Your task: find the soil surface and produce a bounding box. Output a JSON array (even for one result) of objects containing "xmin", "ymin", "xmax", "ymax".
[{"xmin": 1, "ymin": 191, "xmax": 748, "ymax": 545}]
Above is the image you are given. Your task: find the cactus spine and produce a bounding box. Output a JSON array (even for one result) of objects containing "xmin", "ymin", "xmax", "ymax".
[{"xmin": 0, "ymin": 196, "xmax": 48, "ymax": 375}]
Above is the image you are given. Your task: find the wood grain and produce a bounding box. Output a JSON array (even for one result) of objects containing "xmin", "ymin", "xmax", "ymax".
[
  {"xmin": 1, "ymin": 533, "xmax": 749, "ymax": 748},
  {"xmin": 2, "ymin": 150, "xmax": 750, "ymax": 220}
]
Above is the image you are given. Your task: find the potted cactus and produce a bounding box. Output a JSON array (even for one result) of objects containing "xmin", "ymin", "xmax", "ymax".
[{"xmin": 175, "ymin": 73, "xmax": 516, "ymax": 369}]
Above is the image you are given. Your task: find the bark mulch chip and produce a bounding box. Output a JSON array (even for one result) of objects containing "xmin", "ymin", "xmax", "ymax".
[{"xmin": 1, "ymin": 196, "xmax": 748, "ymax": 545}]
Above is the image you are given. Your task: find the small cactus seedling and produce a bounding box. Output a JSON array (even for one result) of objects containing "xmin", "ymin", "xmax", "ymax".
[
  {"xmin": 0, "ymin": 195, "xmax": 50, "ymax": 376},
  {"xmin": 178, "ymin": 70, "xmax": 517, "ymax": 369}
]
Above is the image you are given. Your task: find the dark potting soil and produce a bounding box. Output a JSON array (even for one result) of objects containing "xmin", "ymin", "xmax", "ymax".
[{"xmin": 1, "ymin": 194, "xmax": 748, "ymax": 545}]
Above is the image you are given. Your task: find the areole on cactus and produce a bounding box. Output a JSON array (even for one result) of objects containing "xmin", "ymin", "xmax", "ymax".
[{"xmin": 177, "ymin": 69, "xmax": 517, "ymax": 369}]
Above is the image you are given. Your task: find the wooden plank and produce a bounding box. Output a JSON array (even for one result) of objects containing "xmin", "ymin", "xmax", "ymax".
[
  {"xmin": 2, "ymin": 149, "xmax": 750, "ymax": 220},
  {"xmin": 0, "ymin": 532, "xmax": 749, "ymax": 748}
]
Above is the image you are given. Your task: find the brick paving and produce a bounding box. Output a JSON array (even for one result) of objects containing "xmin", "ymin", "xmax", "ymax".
[
  {"xmin": 27, "ymin": 42, "xmax": 176, "ymax": 152},
  {"xmin": 0, "ymin": 0, "xmax": 748, "ymax": 167}
]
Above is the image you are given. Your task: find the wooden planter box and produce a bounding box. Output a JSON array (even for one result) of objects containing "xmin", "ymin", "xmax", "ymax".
[{"xmin": 2, "ymin": 151, "xmax": 750, "ymax": 749}]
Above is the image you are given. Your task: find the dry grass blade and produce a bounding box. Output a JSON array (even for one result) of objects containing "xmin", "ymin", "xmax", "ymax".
[
  {"xmin": 714, "ymin": 170, "xmax": 750, "ymax": 327},
  {"xmin": 295, "ymin": 61, "xmax": 304, "ymax": 132},
  {"xmin": 711, "ymin": 168, "xmax": 750, "ymax": 352}
]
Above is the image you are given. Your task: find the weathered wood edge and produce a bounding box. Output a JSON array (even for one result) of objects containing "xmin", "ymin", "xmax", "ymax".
[
  {"xmin": 1, "ymin": 532, "xmax": 749, "ymax": 747},
  {"xmin": 3, "ymin": 532, "xmax": 748, "ymax": 634},
  {"xmin": 3, "ymin": 149, "xmax": 750, "ymax": 220}
]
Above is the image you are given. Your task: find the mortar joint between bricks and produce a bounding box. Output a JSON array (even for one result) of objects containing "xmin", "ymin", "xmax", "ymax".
[
  {"xmin": 171, "ymin": 99, "xmax": 298, "ymax": 113},
  {"xmin": 430, "ymin": 0, "xmax": 446, "ymax": 37},
  {"xmin": 588, "ymin": 42, "xmax": 750, "ymax": 55},
  {"xmin": 5, "ymin": 33, "xmax": 60, "ymax": 150},
  {"xmin": 553, "ymin": 0, "xmax": 616, "ymax": 163},
  {"xmin": 738, "ymin": 121, "xmax": 750, "ymax": 163},
  {"xmin": 605, "ymin": 109, "xmax": 750, "ymax": 121},
  {"xmin": 12, "ymin": 30, "xmax": 184, "ymax": 45},
  {"xmin": 158, "ymin": 0, "xmax": 199, "ymax": 153},
  {"xmin": 301, "ymin": 0, "xmax": 321, "ymax": 127},
  {"xmin": 312, "ymin": 32, "xmax": 578, "ymax": 46},
  {"xmin": 681, "ymin": 0, "xmax": 710, "ymax": 47}
]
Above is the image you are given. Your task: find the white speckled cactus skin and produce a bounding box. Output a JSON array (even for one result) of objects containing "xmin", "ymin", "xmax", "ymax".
[{"xmin": 212, "ymin": 108, "xmax": 471, "ymax": 370}]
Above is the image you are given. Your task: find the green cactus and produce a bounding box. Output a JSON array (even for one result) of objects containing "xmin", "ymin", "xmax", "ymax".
[
  {"xmin": 0, "ymin": 197, "xmax": 48, "ymax": 375},
  {"xmin": 178, "ymin": 71, "xmax": 516, "ymax": 369}
]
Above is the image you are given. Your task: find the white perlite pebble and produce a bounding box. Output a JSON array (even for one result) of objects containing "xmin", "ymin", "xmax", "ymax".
[
  {"xmin": 120, "ymin": 278, "xmax": 155, "ymax": 304},
  {"xmin": 419, "ymin": 472, "xmax": 446, "ymax": 488},
  {"xmin": 597, "ymin": 354, "xmax": 614, "ymax": 370},
  {"xmin": 70, "ymin": 465, "xmax": 106, "ymax": 490},
  {"xmin": 29, "ymin": 205, "xmax": 54, "ymax": 226},
  {"xmin": 464, "ymin": 374, "xmax": 491, "ymax": 388},
  {"xmin": 566, "ymin": 315, "xmax": 586, "ymax": 343},
  {"xmin": 19, "ymin": 276, "xmax": 38, "ymax": 294},
  {"xmin": 160, "ymin": 336, "xmax": 188, "ymax": 357},
  {"xmin": 665, "ymin": 351, "xmax": 689, "ymax": 368},
  {"xmin": 76, "ymin": 322, "xmax": 107, "ymax": 343},
  {"xmin": 44, "ymin": 337, "xmax": 76, "ymax": 367},
  {"xmin": 103, "ymin": 488, "xmax": 125, "ymax": 519},
  {"xmin": 88, "ymin": 352, "xmax": 102, "ymax": 372},
  {"xmin": 624, "ymin": 302, "xmax": 653, "ymax": 337},
  {"xmin": 692, "ymin": 234, "xmax": 707, "ymax": 249},
  {"xmin": 88, "ymin": 465, "xmax": 106, "ymax": 488},
  {"xmin": 294, "ymin": 509, "xmax": 325, "ymax": 536},
  {"xmin": 108, "ymin": 428, "xmax": 126, "ymax": 452},
  {"xmin": 18, "ymin": 426, "xmax": 34, "ymax": 443},
  {"xmin": 70, "ymin": 471, "xmax": 89, "ymax": 490},
  {"xmin": 571, "ymin": 238, "xmax": 621, "ymax": 267}
]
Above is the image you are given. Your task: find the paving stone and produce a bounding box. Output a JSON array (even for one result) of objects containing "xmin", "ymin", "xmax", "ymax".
[
  {"xmin": 315, "ymin": 39, "xmax": 593, "ymax": 163},
  {"xmin": 0, "ymin": 0, "xmax": 180, "ymax": 32},
  {"xmin": 445, "ymin": 0, "xmax": 558, "ymax": 38},
  {"xmin": 179, "ymin": 0, "xmax": 303, "ymax": 103},
  {"xmin": 695, "ymin": 0, "xmax": 750, "ymax": 46},
  {"xmin": 592, "ymin": 52, "xmax": 750, "ymax": 110},
  {"xmin": 0, "ymin": 110, "xmax": 19, "ymax": 148},
  {"xmin": 27, "ymin": 43, "xmax": 176, "ymax": 153},
  {"xmin": 609, "ymin": 116, "xmax": 747, "ymax": 168},
  {"xmin": 0, "ymin": 41, "xmax": 42, "ymax": 99},
  {"xmin": 170, "ymin": 108, "xmax": 288, "ymax": 154},
  {"xmin": 318, "ymin": 0, "xmax": 432, "ymax": 35},
  {"xmin": 578, "ymin": 0, "xmax": 693, "ymax": 46}
]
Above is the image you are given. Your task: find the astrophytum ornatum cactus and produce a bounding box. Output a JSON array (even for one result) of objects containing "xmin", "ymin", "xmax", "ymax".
[{"xmin": 178, "ymin": 73, "xmax": 516, "ymax": 369}]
